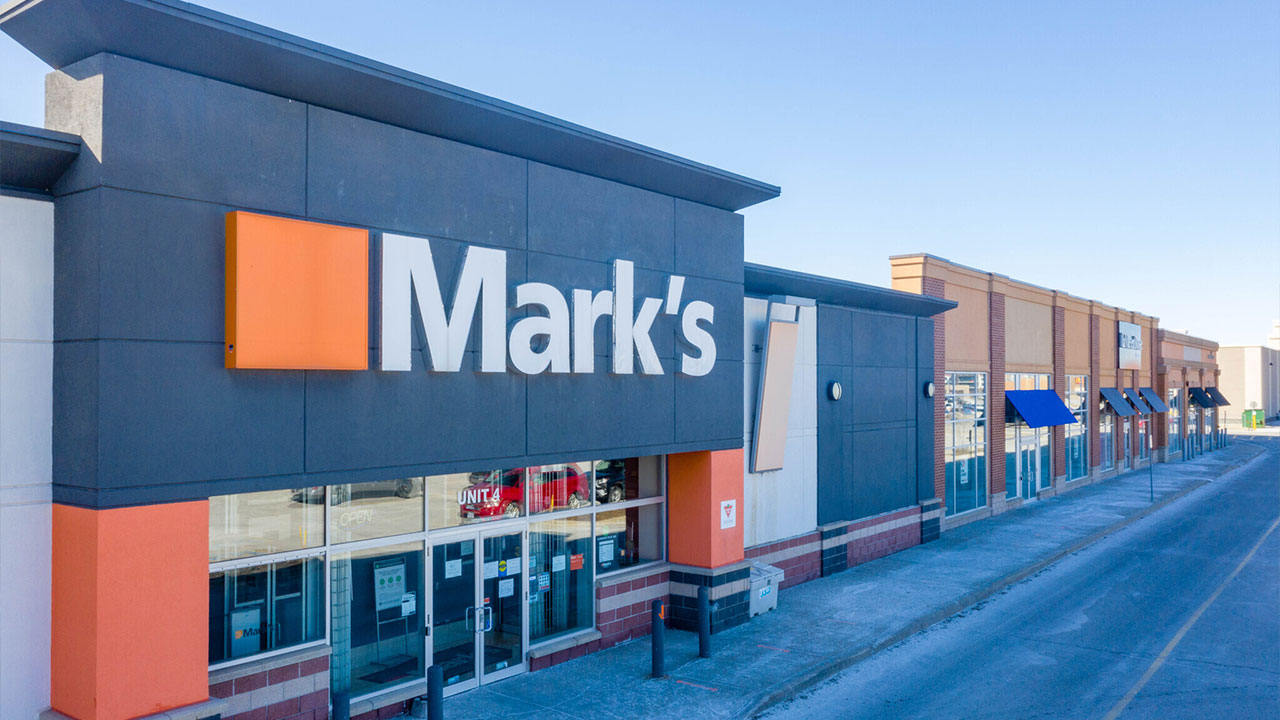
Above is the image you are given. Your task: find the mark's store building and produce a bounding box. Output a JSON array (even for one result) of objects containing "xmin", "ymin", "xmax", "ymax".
[{"xmin": 0, "ymin": 2, "xmax": 1229, "ymax": 719}]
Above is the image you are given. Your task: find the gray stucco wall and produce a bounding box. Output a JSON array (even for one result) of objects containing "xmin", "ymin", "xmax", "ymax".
[
  {"xmin": 47, "ymin": 53, "xmax": 745, "ymax": 508},
  {"xmin": 816, "ymin": 305, "xmax": 934, "ymax": 525}
]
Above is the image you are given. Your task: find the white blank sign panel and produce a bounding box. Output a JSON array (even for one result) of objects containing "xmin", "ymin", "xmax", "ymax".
[{"xmin": 752, "ymin": 318, "xmax": 799, "ymax": 473}]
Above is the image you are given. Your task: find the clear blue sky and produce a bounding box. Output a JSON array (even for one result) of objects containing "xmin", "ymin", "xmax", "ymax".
[{"xmin": 2, "ymin": 0, "xmax": 1277, "ymax": 345}]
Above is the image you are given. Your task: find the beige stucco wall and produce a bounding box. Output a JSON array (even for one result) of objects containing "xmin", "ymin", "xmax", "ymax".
[
  {"xmin": 1064, "ymin": 308, "xmax": 1089, "ymax": 374},
  {"xmin": 1005, "ymin": 296, "xmax": 1052, "ymax": 369},
  {"xmin": 944, "ymin": 283, "xmax": 990, "ymax": 369}
]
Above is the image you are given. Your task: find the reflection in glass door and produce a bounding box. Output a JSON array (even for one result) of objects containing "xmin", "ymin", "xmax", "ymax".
[{"xmin": 430, "ymin": 529, "xmax": 525, "ymax": 696}]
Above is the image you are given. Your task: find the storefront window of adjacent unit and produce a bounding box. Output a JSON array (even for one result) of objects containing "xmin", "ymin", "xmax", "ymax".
[
  {"xmin": 209, "ymin": 488, "xmax": 324, "ymax": 563},
  {"xmin": 1205, "ymin": 408, "xmax": 1216, "ymax": 449},
  {"xmin": 1168, "ymin": 389, "xmax": 1182, "ymax": 452},
  {"xmin": 1064, "ymin": 375, "xmax": 1089, "ymax": 481},
  {"xmin": 595, "ymin": 457, "xmax": 662, "ymax": 505},
  {"xmin": 945, "ymin": 372, "xmax": 987, "ymax": 516},
  {"xmin": 1188, "ymin": 405, "xmax": 1199, "ymax": 453},
  {"xmin": 330, "ymin": 541, "xmax": 426, "ymax": 699},
  {"xmin": 529, "ymin": 516, "xmax": 593, "ymax": 642},
  {"xmin": 329, "ymin": 478, "xmax": 425, "ymax": 544},
  {"xmin": 1100, "ymin": 412, "xmax": 1115, "ymax": 470},
  {"xmin": 209, "ymin": 556, "xmax": 325, "ymax": 664},
  {"xmin": 1138, "ymin": 416, "xmax": 1150, "ymax": 460}
]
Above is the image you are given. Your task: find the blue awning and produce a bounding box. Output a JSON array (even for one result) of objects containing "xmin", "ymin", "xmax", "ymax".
[
  {"xmin": 1188, "ymin": 387, "xmax": 1215, "ymax": 408},
  {"xmin": 1139, "ymin": 387, "xmax": 1170, "ymax": 413},
  {"xmin": 1006, "ymin": 390, "xmax": 1078, "ymax": 428},
  {"xmin": 1206, "ymin": 387, "xmax": 1230, "ymax": 406},
  {"xmin": 1100, "ymin": 387, "xmax": 1137, "ymax": 417},
  {"xmin": 1124, "ymin": 388, "xmax": 1152, "ymax": 414}
]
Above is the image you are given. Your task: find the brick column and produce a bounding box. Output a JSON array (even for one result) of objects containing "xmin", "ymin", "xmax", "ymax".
[
  {"xmin": 1130, "ymin": 370, "xmax": 1141, "ymax": 461},
  {"xmin": 1089, "ymin": 315, "xmax": 1100, "ymax": 471},
  {"xmin": 1052, "ymin": 306, "xmax": 1066, "ymax": 482},
  {"xmin": 1152, "ymin": 331, "xmax": 1165, "ymax": 454},
  {"xmin": 923, "ymin": 277, "xmax": 947, "ymax": 505},
  {"xmin": 989, "ymin": 292, "xmax": 1006, "ymax": 499}
]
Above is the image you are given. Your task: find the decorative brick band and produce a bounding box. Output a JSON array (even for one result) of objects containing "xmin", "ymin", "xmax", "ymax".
[
  {"xmin": 667, "ymin": 563, "xmax": 751, "ymax": 633},
  {"xmin": 746, "ymin": 531, "xmax": 821, "ymax": 589},
  {"xmin": 818, "ymin": 506, "xmax": 923, "ymax": 576},
  {"xmin": 209, "ymin": 645, "xmax": 330, "ymax": 720}
]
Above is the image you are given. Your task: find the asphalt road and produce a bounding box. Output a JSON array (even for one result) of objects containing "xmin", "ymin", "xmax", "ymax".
[{"xmin": 764, "ymin": 438, "xmax": 1280, "ymax": 720}]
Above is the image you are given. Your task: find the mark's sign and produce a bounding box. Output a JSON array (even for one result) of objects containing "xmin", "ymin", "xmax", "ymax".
[{"xmin": 225, "ymin": 212, "xmax": 716, "ymax": 376}]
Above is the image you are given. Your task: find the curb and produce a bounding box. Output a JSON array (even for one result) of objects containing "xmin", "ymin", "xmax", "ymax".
[{"xmin": 742, "ymin": 441, "xmax": 1270, "ymax": 718}]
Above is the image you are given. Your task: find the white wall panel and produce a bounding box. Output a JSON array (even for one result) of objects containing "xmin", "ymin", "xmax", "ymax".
[
  {"xmin": 743, "ymin": 297, "xmax": 818, "ymax": 547},
  {"xmin": 0, "ymin": 193, "xmax": 54, "ymax": 719}
]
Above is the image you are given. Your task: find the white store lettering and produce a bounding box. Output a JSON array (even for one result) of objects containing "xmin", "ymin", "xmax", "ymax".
[{"xmin": 379, "ymin": 233, "xmax": 716, "ymax": 376}]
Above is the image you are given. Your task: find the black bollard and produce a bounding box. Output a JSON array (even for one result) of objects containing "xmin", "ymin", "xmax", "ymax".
[
  {"xmin": 427, "ymin": 664, "xmax": 444, "ymax": 720},
  {"xmin": 651, "ymin": 598, "xmax": 665, "ymax": 678},
  {"xmin": 697, "ymin": 585, "xmax": 711, "ymax": 658}
]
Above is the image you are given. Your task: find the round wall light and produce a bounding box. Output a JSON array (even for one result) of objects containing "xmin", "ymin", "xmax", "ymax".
[
  {"xmin": 828, "ymin": 381, "xmax": 843, "ymax": 401},
  {"xmin": 923, "ymin": 381, "xmax": 936, "ymax": 399}
]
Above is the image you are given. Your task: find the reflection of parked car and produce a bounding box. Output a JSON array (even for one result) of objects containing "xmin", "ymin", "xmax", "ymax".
[
  {"xmin": 292, "ymin": 478, "xmax": 422, "ymax": 506},
  {"xmin": 459, "ymin": 466, "xmax": 589, "ymax": 519},
  {"xmin": 594, "ymin": 460, "xmax": 627, "ymax": 503}
]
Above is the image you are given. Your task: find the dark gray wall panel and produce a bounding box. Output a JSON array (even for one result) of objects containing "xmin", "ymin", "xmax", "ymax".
[
  {"xmin": 528, "ymin": 162, "xmax": 674, "ymax": 272},
  {"xmin": 852, "ymin": 312, "xmax": 911, "ymax": 369},
  {"xmin": 94, "ymin": 341, "xmax": 305, "ymax": 487},
  {"xmin": 674, "ymin": 199, "xmax": 744, "ymax": 283},
  {"xmin": 850, "ymin": 367, "xmax": 910, "ymax": 425},
  {"xmin": 915, "ymin": 318, "xmax": 935, "ymax": 503},
  {"xmin": 307, "ymin": 107, "xmax": 527, "ymax": 248},
  {"xmin": 849, "ymin": 427, "xmax": 913, "ymax": 517},
  {"xmin": 675, "ymin": 358, "xmax": 744, "ymax": 446},
  {"xmin": 52, "ymin": 189, "xmax": 100, "ymax": 341},
  {"xmin": 51, "ymin": 54, "xmax": 307, "ymax": 214},
  {"xmin": 51, "ymin": 340, "xmax": 98, "ymax": 491},
  {"xmin": 305, "ymin": 353, "xmax": 527, "ymax": 472},
  {"xmin": 817, "ymin": 306, "xmax": 852, "ymax": 367},
  {"xmin": 525, "ymin": 370, "xmax": 674, "ymax": 456}
]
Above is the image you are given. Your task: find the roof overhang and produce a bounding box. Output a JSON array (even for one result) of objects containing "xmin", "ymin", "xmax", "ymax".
[
  {"xmin": 744, "ymin": 263, "xmax": 957, "ymax": 318},
  {"xmin": 0, "ymin": 120, "xmax": 81, "ymax": 195},
  {"xmin": 0, "ymin": 0, "xmax": 780, "ymax": 211}
]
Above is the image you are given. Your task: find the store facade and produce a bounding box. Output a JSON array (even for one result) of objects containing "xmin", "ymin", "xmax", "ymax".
[{"xmin": 890, "ymin": 254, "xmax": 1227, "ymax": 530}]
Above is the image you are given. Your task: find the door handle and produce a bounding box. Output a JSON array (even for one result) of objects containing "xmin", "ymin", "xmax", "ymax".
[
  {"xmin": 483, "ymin": 606, "xmax": 494, "ymax": 632},
  {"xmin": 473, "ymin": 607, "xmax": 485, "ymax": 634},
  {"xmin": 464, "ymin": 606, "xmax": 475, "ymax": 632}
]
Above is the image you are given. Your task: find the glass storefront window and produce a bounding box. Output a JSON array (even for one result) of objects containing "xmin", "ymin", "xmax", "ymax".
[
  {"xmin": 209, "ymin": 488, "xmax": 324, "ymax": 563},
  {"xmin": 528, "ymin": 516, "xmax": 593, "ymax": 642},
  {"xmin": 1004, "ymin": 373, "xmax": 1052, "ymax": 498},
  {"xmin": 330, "ymin": 478, "xmax": 425, "ymax": 544},
  {"xmin": 1168, "ymin": 389, "xmax": 1182, "ymax": 452},
  {"xmin": 594, "ymin": 457, "xmax": 663, "ymax": 505},
  {"xmin": 1100, "ymin": 412, "xmax": 1115, "ymax": 470},
  {"xmin": 526, "ymin": 462, "xmax": 594, "ymax": 514},
  {"xmin": 1065, "ymin": 375, "xmax": 1089, "ymax": 481},
  {"xmin": 330, "ymin": 541, "xmax": 426, "ymax": 698},
  {"xmin": 595, "ymin": 505, "xmax": 663, "ymax": 573},
  {"xmin": 209, "ymin": 556, "xmax": 325, "ymax": 664},
  {"xmin": 945, "ymin": 372, "xmax": 987, "ymax": 515}
]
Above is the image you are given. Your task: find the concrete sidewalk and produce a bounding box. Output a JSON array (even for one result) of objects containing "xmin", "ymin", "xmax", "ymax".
[{"xmin": 417, "ymin": 439, "xmax": 1271, "ymax": 720}]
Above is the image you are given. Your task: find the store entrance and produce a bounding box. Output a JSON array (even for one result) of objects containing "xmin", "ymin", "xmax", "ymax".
[
  {"xmin": 1122, "ymin": 420, "xmax": 1132, "ymax": 470},
  {"xmin": 1015, "ymin": 436, "xmax": 1040, "ymax": 500},
  {"xmin": 430, "ymin": 528, "xmax": 526, "ymax": 695}
]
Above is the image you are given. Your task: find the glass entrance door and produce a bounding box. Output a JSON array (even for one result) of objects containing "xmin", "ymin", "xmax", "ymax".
[
  {"xmin": 1122, "ymin": 420, "xmax": 1132, "ymax": 470},
  {"xmin": 1016, "ymin": 437, "xmax": 1039, "ymax": 500},
  {"xmin": 430, "ymin": 529, "xmax": 526, "ymax": 695}
]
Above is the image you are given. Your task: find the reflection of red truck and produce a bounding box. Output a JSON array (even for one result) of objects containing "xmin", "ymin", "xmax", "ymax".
[{"xmin": 458, "ymin": 466, "xmax": 590, "ymax": 519}]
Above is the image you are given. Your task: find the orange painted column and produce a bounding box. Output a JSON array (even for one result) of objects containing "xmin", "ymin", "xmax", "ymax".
[
  {"xmin": 52, "ymin": 501, "xmax": 210, "ymax": 720},
  {"xmin": 667, "ymin": 449, "xmax": 745, "ymax": 568}
]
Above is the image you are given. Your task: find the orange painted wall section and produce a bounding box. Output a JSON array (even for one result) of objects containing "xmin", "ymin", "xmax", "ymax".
[
  {"xmin": 52, "ymin": 502, "xmax": 210, "ymax": 720},
  {"xmin": 667, "ymin": 449, "xmax": 745, "ymax": 568},
  {"xmin": 226, "ymin": 211, "xmax": 369, "ymax": 369}
]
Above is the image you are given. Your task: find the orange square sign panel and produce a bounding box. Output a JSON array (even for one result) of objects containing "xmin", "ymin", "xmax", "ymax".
[{"xmin": 226, "ymin": 211, "xmax": 369, "ymax": 369}]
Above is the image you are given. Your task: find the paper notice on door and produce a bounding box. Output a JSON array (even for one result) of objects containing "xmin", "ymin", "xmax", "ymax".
[
  {"xmin": 483, "ymin": 560, "xmax": 499, "ymax": 579},
  {"xmin": 401, "ymin": 592, "xmax": 416, "ymax": 617},
  {"xmin": 444, "ymin": 559, "xmax": 462, "ymax": 579},
  {"xmin": 598, "ymin": 538, "xmax": 615, "ymax": 561},
  {"xmin": 498, "ymin": 578, "xmax": 515, "ymax": 598},
  {"xmin": 552, "ymin": 555, "xmax": 566, "ymax": 572},
  {"xmin": 528, "ymin": 555, "xmax": 537, "ymax": 572}
]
